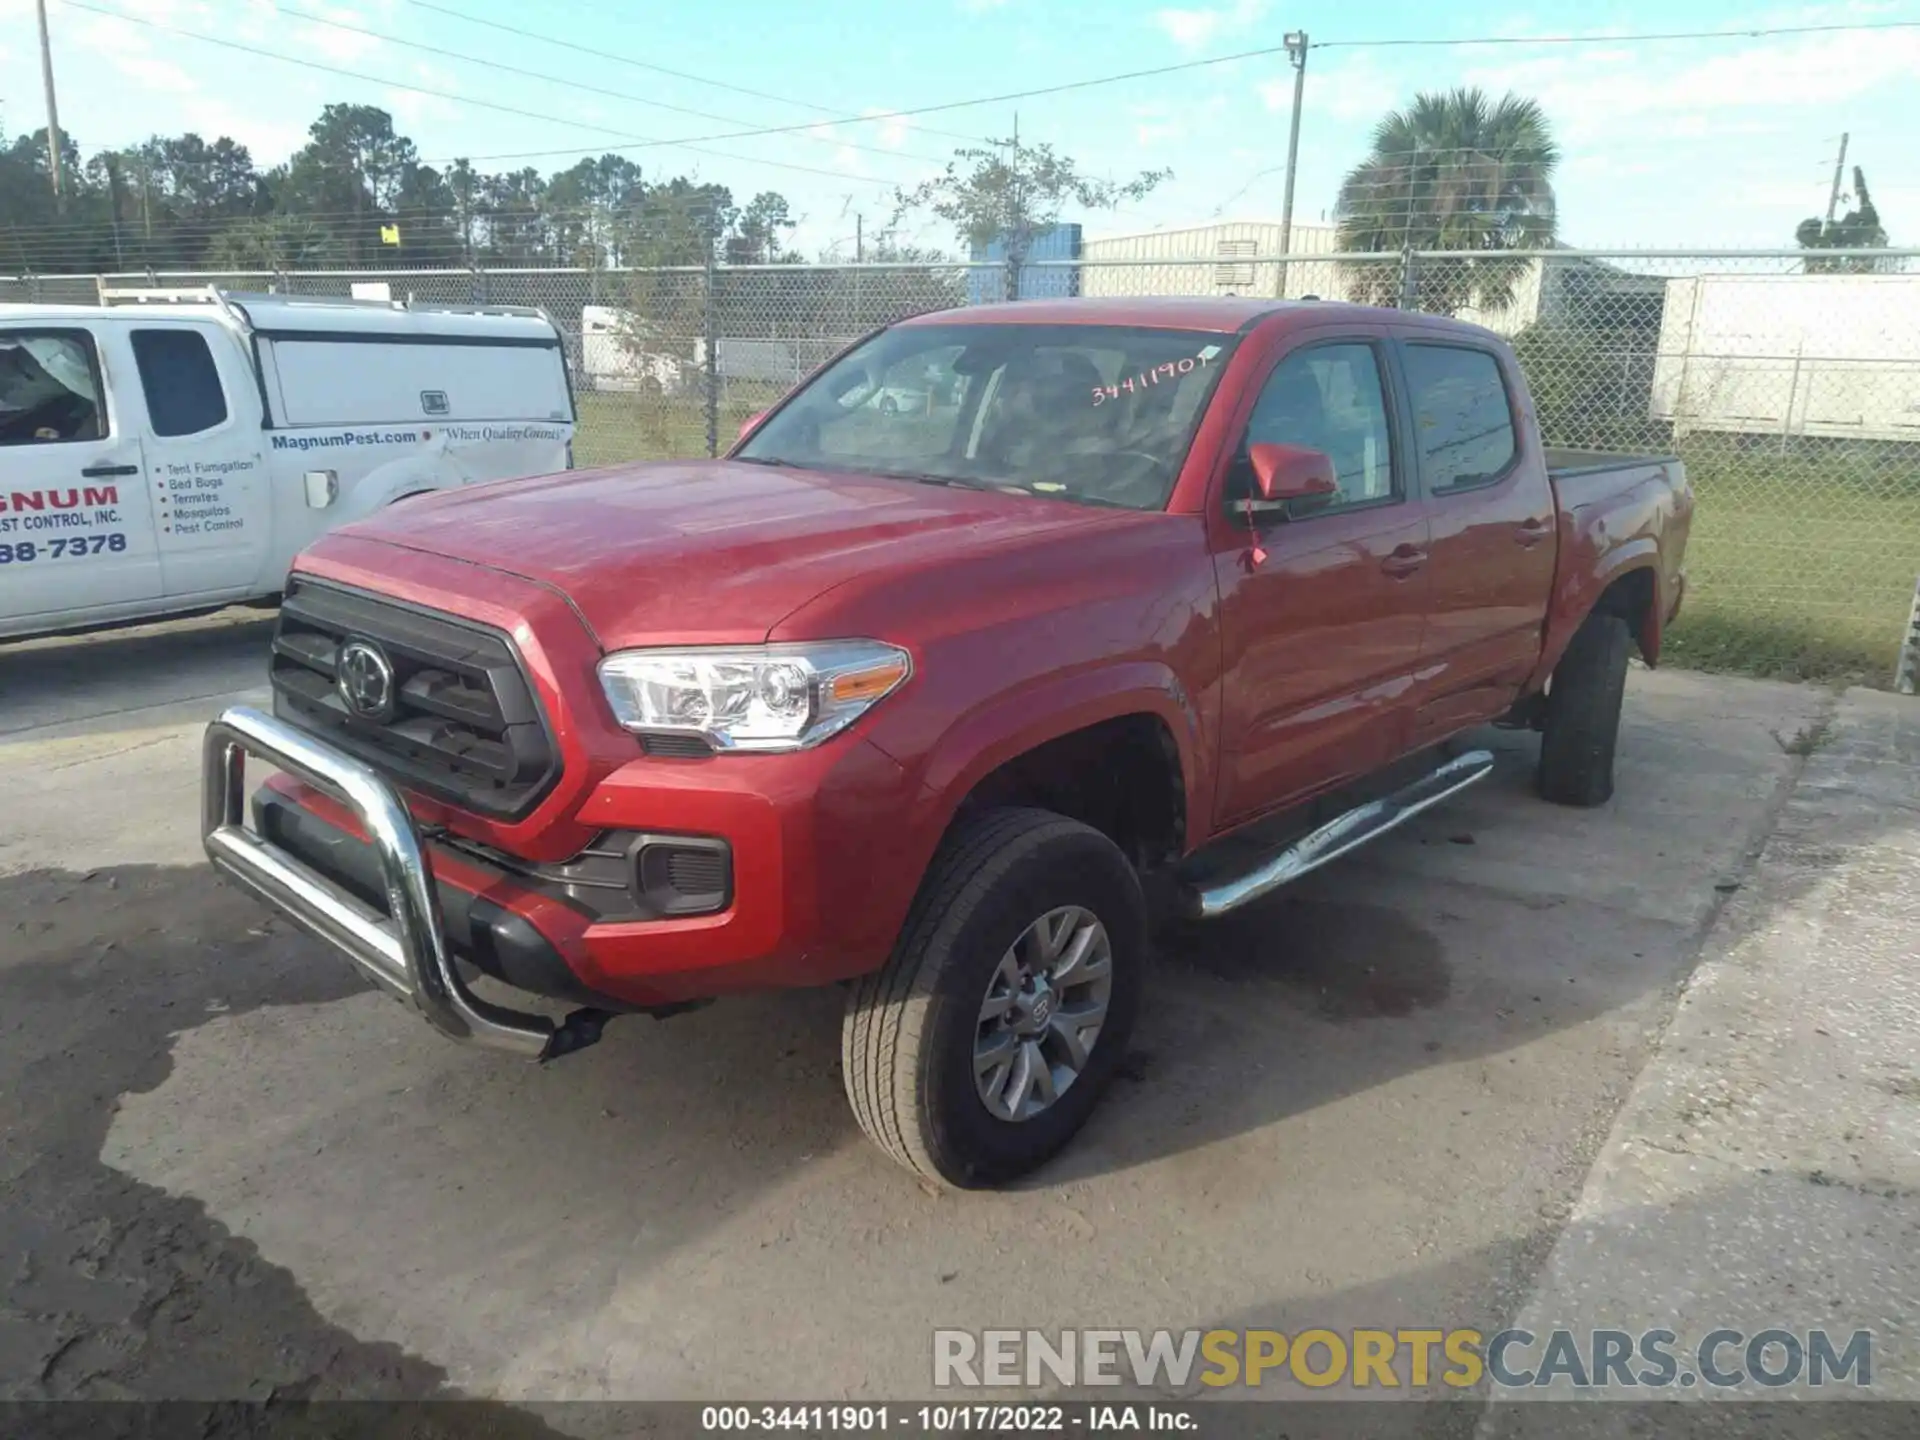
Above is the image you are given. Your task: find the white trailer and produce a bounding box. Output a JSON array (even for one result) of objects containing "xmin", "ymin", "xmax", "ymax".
[{"xmin": 1650, "ymin": 271, "xmax": 1920, "ymax": 443}]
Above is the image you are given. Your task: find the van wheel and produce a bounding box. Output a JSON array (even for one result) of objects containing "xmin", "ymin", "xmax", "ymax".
[
  {"xmin": 842, "ymin": 808, "xmax": 1145, "ymax": 1188},
  {"xmin": 1538, "ymin": 611, "xmax": 1632, "ymax": 808}
]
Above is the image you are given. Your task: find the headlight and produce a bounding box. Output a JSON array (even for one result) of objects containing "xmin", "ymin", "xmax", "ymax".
[{"xmin": 597, "ymin": 641, "xmax": 911, "ymax": 752}]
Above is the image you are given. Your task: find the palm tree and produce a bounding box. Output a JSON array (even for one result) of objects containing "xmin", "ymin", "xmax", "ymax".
[{"xmin": 1335, "ymin": 87, "xmax": 1559, "ymax": 315}]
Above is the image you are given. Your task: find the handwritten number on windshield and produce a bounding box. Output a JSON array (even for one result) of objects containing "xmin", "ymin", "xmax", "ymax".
[{"xmin": 1090, "ymin": 352, "xmax": 1209, "ymax": 406}]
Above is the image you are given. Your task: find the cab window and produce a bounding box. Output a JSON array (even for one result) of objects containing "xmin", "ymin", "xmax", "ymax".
[
  {"xmin": 132, "ymin": 329, "xmax": 230, "ymax": 437},
  {"xmin": 0, "ymin": 330, "xmax": 106, "ymax": 445},
  {"xmin": 1403, "ymin": 344, "xmax": 1518, "ymax": 492},
  {"xmin": 1230, "ymin": 342, "xmax": 1397, "ymax": 509}
]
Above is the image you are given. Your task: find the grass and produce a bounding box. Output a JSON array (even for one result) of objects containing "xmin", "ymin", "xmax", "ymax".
[
  {"xmin": 1661, "ymin": 446, "xmax": 1920, "ymax": 686},
  {"xmin": 570, "ymin": 391, "xmax": 1920, "ymax": 688},
  {"xmin": 570, "ymin": 388, "xmax": 785, "ymax": 470}
]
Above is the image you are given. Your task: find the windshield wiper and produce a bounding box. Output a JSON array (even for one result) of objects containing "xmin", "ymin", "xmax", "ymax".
[
  {"xmin": 733, "ymin": 454, "xmax": 798, "ymax": 468},
  {"xmin": 862, "ymin": 468, "xmax": 996, "ymax": 491}
]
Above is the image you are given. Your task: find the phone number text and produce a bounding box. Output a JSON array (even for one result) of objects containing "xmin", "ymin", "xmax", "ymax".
[{"xmin": 0, "ymin": 535, "xmax": 130, "ymax": 565}]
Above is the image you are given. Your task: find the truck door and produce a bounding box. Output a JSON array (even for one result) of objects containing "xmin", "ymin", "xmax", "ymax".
[
  {"xmin": 1212, "ymin": 332, "xmax": 1432, "ymax": 826},
  {"xmin": 126, "ymin": 324, "xmax": 271, "ymax": 600},
  {"xmin": 0, "ymin": 325, "xmax": 160, "ymax": 626},
  {"xmin": 1394, "ymin": 338, "xmax": 1557, "ymax": 738}
]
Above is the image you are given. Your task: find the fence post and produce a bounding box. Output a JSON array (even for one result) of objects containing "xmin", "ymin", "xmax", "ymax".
[
  {"xmin": 1397, "ymin": 246, "xmax": 1419, "ymax": 310},
  {"xmin": 704, "ymin": 248, "xmax": 719, "ymax": 459}
]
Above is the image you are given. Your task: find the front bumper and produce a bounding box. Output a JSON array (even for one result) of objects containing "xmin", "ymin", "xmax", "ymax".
[{"xmin": 203, "ymin": 704, "xmax": 557, "ymax": 1056}]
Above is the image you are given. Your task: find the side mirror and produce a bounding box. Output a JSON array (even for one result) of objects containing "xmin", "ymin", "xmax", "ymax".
[
  {"xmin": 1248, "ymin": 442, "xmax": 1337, "ymax": 504},
  {"xmin": 737, "ymin": 410, "xmax": 768, "ymax": 444}
]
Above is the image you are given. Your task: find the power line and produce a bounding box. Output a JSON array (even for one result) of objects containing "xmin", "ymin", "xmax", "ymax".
[
  {"xmin": 402, "ymin": 0, "xmax": 988, "ymax": 147},
  {"xmin": 1314, "ymin": 19, "xmax": 1920, "ymax": 49},
  {"xmin": 267, "ymin": 0, "xmax": 950, "ymax": 166},
  {"xmin": 372, "ymin": 16, "xmax": 1920, "ymax": 170},
  {"xmin": 53, "ymin": 0, "xmax": 912, "ymax": 189}
]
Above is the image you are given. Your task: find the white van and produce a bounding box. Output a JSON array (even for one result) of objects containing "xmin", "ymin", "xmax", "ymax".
[{"xmin": 0, "ymin": 287, "xmax": 575, "ymax": 641}]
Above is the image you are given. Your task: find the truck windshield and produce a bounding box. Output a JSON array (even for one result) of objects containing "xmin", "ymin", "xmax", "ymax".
[{"xmin": 736, "ymin": 323, "xmax": 1237, "ymax": 511}]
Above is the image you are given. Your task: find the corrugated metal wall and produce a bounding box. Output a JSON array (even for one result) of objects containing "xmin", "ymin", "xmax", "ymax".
[{"xmin": 1079, "ymin": 222, "xmax": 1340, "ymax": 300}]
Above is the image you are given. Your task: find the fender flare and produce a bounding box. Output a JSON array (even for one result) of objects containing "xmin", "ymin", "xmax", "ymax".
[
  {"xmin": 1534, "ymin": 541, "xmax": 1665, "ymax": 686},
  {"xmin": 903, "ymin": 659, "xmax": 1211, "ymax": 867}
]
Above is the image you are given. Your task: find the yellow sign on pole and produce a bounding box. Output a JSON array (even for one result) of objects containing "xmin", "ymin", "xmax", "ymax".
[{"xmin": 379, "ymin": 223, "xmax": 401, "ymax": 246}]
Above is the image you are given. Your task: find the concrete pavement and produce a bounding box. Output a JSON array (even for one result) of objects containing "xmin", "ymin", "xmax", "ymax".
[
  {"xmin": 1482, "ymin": 686, "xmax": 1920, "ymax": 1430},
  {"xmin": 5, "ymin": 610, "xmax": 1915, "ymax": 1436}
]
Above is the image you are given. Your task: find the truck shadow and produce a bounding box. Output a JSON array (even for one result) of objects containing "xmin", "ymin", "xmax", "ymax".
[{"xmin": 0, "ymin": 863, "xmax": 565, "ymax": 1430}]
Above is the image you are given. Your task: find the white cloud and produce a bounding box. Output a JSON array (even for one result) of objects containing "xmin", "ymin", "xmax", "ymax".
[
  {"xmin": 862, "ymin": 108, "xmax": 909, "ymax": 150},
  {"xmin": 1154, "ymin": 0, "xmax": 1267, "ymax": 53},
  {"xmin": 1462, "ymin": 26, "xmax": 1920, "ymax": 142},
  {"xmin": 1269, "ymin": 52, "xmax": 1401, "ymax": 124},
  {"xmin": 385, "ymin": 61, "xmax": 459, "ymax": 129}
]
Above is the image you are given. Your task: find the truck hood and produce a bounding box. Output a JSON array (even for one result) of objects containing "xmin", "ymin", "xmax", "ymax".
[{"xmin": 327, "ymin": 459, "xmax": 1141, "ymax": 650}]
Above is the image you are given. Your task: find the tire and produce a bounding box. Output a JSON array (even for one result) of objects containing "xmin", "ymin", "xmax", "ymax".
[
  {"xmin": 1537, "ymin": 610, "xmax": 1633, "ymax": 808},
  {"xmin": 842, "ymin": 808, "xmax": 1146, "ymax": 1188}
]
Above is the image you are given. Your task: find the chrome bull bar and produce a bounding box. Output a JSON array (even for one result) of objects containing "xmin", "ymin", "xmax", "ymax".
[{"xmin": 201, "ymin": 704, "xmax": 555, "ymax": 1057}]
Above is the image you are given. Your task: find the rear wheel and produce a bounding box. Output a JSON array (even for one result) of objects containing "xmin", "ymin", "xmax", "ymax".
[
  {"xmin": 1537, "ymin": 610, "xmax": 1633, "ymax": 807},
  {"xmin": 842, "ymin": 808, "xmax": 1145, "ymax": 1187}
]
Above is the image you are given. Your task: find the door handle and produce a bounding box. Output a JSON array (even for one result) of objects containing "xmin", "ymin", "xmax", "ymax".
[
  {"xmin": 1380, "ymin": 545, "xmax": 1428, "ymax": 578},
  {"xmin": 1515, "ymin": 516, "xmax": 1551, "ymax": 547},
  {"xmin": 80, "ymin": 463, "xmax": 140, "ymax": 478}
]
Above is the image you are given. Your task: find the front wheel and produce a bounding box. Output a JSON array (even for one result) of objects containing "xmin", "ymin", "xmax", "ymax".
[{"xmin": 842, "ymin": 809, "xmax": 1145, "ymax": 1188}]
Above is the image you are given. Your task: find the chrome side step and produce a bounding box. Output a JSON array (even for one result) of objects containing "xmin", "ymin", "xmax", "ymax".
[{"xmin": 1180, "ymin": 749, "xmax": 1496, "ymax": 921}]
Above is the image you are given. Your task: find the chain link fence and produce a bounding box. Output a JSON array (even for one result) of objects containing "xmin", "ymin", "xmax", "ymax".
[{"xmin": 6, "ymin": 249, "xmax": 1917, "ymax": 683}]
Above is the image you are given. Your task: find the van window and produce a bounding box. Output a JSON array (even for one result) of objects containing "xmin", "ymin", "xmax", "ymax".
[
  {"xmin": 1403, "ymin": 344, "xmax": 1517, "ymax": 492},
  {"xmin": 0, "ymin": 330, "xmax": 105, "ymax": 445},
  {"xmin": 132, "ymin": 329, "xmax": 230, "ymax": 437}
]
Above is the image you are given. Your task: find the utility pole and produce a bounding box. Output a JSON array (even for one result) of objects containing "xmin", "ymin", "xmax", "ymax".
[
  {"xmin": 1274, "ymin": 30, "xmax": 1308, "ymax": 298},
  {"xmin": 1008, "ymin": 111, "xmax": 1024, "ymax": 300},
  {"xmin": 35, "ymin": 0, "xmax": 65, "ymax": 211},
  {"xmin": 1820, "ymin": 133, "xmax": 1850, "ymax": 228},
  {"xmin": 855, "ymin": 213, "xmax": 863, "ymax": 263}
]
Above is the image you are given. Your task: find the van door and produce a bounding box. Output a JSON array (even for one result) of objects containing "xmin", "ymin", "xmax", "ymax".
[
  {"xmin": 0, "ymin": 325, "xmax": 160, "ymax": 628},
  {"xmin": 127, "ymin": 323, "xmax": 271, "ymax": 600}
]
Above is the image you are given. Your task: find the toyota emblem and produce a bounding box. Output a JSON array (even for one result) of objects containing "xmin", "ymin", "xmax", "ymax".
[{"xmin": 336, "ymin": 639, "xmax": 396, "ymax": 722}]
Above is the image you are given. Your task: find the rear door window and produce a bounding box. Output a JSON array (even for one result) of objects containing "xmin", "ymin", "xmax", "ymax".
[
  {"xmin": 131, "ymin": 329, "xmax": 230, "ymax": 437},
  {"xmin": 1403, "ymin": 344, "xmax": 1518, "ymax": 492}
]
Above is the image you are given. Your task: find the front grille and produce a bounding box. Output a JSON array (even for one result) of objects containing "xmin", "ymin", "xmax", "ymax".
[{"xmin": 269, "ymin": 577, "xmax": 559, "ymax": 819}]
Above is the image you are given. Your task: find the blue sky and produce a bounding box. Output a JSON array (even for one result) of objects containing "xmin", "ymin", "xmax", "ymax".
[{"xmin": 2, "ymin": 0, "xmax": 1915, "ymax": 257}]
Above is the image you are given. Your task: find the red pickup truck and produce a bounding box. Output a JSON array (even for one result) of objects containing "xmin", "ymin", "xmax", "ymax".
[{"xmin": 203, "ymin": 297, "xmax": 1691, "ymax": 1187}]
